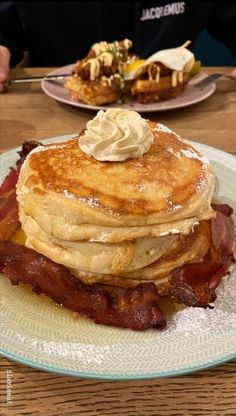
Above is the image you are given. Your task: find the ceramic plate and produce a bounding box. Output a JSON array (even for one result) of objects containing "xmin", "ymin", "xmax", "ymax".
[
  {"xmin": 0, "ymin": 137, "xmax": 236, "ymax": 380},
  {"xmin": 42, "ymin": 65, "xmax": 216, "ymax": 112}
]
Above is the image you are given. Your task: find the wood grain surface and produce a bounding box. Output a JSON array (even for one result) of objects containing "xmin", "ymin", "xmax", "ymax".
[
  {"xmin": 0, "ymin": 67, "xmax": 236, "ymax": 416},
  {"xmin": 0, "ymin": 357, "xmax": 236, "ymax": 416}
]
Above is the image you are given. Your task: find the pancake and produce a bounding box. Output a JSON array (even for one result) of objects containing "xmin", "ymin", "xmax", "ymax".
[
  {"xmin": 70, "ymin": 220, "xmax": 210, "ymax": 294},
  {"xmin": 17, "ymin": 122, "xmax": 215, "ymax": 228},
  {"xmin": 20, "ymin": 210, "xmax": 177, "ymax": 274},
  {"xmin": 17, "ymin": 199, "xmax": 207, "ymax": 242}
]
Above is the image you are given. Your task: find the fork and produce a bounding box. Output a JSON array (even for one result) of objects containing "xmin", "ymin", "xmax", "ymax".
[{"xmin": 193, "ymin": 73, "xmax": 233, "ymax": 89}]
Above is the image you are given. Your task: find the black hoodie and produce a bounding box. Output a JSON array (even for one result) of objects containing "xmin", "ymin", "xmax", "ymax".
[{"xmin": 0, "ymin": 1, "xmax": 236, "ymax": 66}]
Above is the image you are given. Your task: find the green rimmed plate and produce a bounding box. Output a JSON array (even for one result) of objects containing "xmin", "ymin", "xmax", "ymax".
[{"xmin": 1, "ymin": 136, "xmax": 236, "ymax": 379}]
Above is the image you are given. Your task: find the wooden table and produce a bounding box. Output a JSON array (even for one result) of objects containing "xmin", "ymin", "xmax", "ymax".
[{"xmin": 0, "ymin": 67, "xmax": 236, "ymax": 416}]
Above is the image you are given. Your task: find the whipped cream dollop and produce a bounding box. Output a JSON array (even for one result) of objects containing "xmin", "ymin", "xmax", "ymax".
[{"xmin": 79, "ymin": 109, "xmax": 154, "ymax": 162}]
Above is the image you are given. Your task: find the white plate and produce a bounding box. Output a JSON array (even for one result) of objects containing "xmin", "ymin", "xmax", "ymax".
[
  {"xmin": 42, "ymin": 65, "xmax": 216, "ymax": 112},
  {"xmin": 0, "ymin": 137, "xmax": 236, "ymax": 380}
]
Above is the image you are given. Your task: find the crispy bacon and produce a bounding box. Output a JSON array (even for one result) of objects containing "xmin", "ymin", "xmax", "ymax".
[
  {"xmin": 212, "ymin": 203, "xmax": 233, "ymax": 217},
  {"xmin": 0, "ymin": 240, "xmax": 166, "ymax": 331},
  {"xmin": 169, "ymin": 204, "xmax": 235, "ymax": 308},
  {"xmin": 16, "ymin": 141, "xmax": 41, "ymax": 169},
  {"xmin": 0, "ymin": 170, "xmax": 21, "ymax": 240},
  {"xmin": 0, "ymin": 141, "xmax": 40, "ymax": 240}
]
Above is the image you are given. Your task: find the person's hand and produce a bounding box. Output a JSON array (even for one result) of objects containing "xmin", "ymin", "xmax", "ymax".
[
  {"xmin": 0, "ymin": 45, "xmax": 10, "ymax": 92},
  {"xmin": 231, "ymin": 68, "xmax": 236, "ymax": 80}
]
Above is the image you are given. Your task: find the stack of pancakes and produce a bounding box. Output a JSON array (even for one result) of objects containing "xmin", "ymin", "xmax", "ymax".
[{"xmin": 17, "ymin": 121, "xmax": 215, "ymax": 295}]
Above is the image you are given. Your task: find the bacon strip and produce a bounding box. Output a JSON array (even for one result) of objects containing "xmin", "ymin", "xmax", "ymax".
[
  {"xmin": 211, "ymin": 205, "xmax": 234, "ymax": 262},
  {"xmin": 0, "ymin": 170, "xmax": 21, "ymax": 240},
  {"xmin": 211, "ymin": 203, "xmax": 233, "ymax": 217},
  {"xmin": 169, "ymin": 204, "xmax": 235, "ymax": 308},
  {"xmin": 0, "ymin": 240, "xmax": 166, "ymax": 331},
  {"xmin": 0, "ymin": 141, "xmax": 40, "ymax": 240}
]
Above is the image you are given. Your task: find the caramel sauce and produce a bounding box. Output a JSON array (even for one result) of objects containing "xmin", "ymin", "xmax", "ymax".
[
  {"xmin": 159, "ymin": 296, "xmax": 184, "ymax": 317},
  {"xmin": 10, "ymin": 228, "xmax": 26, "ymax": 245}
]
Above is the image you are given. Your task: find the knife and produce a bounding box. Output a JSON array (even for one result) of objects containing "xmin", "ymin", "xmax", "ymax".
[
  {"xmin": 9, "ymin": 73, "xmax": 72, "ymax": 84},
  {"xmin": 193, "ymin": 73, "xmax": 235, "ymax": 89}
]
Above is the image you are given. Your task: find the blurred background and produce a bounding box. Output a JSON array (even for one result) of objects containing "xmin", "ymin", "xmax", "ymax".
[{"xmin": 193, "ymin": 29, "xmax": 236, "ymax": 66}]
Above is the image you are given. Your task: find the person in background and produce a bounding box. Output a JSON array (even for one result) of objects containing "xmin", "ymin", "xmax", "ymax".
[{"xmin": 0, "ymin": 1, "xmax": 236, "ymax": 92}]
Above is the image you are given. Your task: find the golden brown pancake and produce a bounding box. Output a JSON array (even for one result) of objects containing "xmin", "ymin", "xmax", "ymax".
[
  {"xmin": 20, "ymin": 210, "xmax": 178, "ymax": 274},
  {"xmin": 16, "ymin": 201, "xmax": 208, "ymax": 242},
  {"xmin": 70, "ymin": 220, "xmax": 211, "ymax": 295},
  {"xmin": 17, "ymin": 121, "xmax": 214, "ymax": 228}
]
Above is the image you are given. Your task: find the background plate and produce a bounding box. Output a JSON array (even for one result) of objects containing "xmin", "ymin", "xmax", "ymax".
[
  {"xmin": 42, "ymin": 65, "xmax": 216, "ymax": 112},
  {"xmin": 0, "ymin": 137, "xmax": 236, "ymax": 380}
]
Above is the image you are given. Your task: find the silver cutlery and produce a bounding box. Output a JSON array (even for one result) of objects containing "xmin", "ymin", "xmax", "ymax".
[
  {"xmin": 194, "ymin": 73, "xmax": 233, "ymax": 89},
  {"xmin": 9, "ymin": 72, "xmax": 235, "ymax": 88},
  {"xmin": 9, "ymin": 73, "xmax": 71, "ymax": 84}
]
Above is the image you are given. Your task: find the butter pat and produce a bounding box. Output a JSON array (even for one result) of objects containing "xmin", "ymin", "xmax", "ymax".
[{"xmin": 79, "ymin": 109, "xmax": 154, "ymax": 162}]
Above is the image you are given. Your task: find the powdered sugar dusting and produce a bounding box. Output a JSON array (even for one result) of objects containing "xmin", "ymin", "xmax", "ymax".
[
  {"xmin": 155, "ymin": 123, "xmax": 180, "ymax": 137},
  {"xmin": 137, "ymin": 184, "xmax": 146, "ymax": 192},
  {"xmin": 167, "ymin": 147, "xmax": 181, "ymax": 159},
  {"xmin": 196, "ymin": 174, "xmax": 207, "ymax": 193},
  {"xmin": 167, "ymin": 147, "xmax": 210, "ymax": 165},
  {"xmin": 29, "ymin": 142, "xmax": 67, "ymax": 155},
  {"xmin": 79, "ymin": 196, "xmax": 100, "ymax": 207},
  {"xmin": 167, "ymin": 266, "xmax": 236, "ymax": 335},
  {"xmin": 160, "ymin": 228, "xmax": 182, "ymax": 236},
  {"xmin": 78, "ymin": 196, "xmax": 121, "ymax": 216},
  {"xmin": 181, "ymin": 149, "xmax": 210, "ymax": 164},
  {"xmin": 63, "ymin": 189, "xmax": 76, "ymax": 199},
  {"xmin": 167, "ymin": 199, "xmax": 182, "ymax": 212}
]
